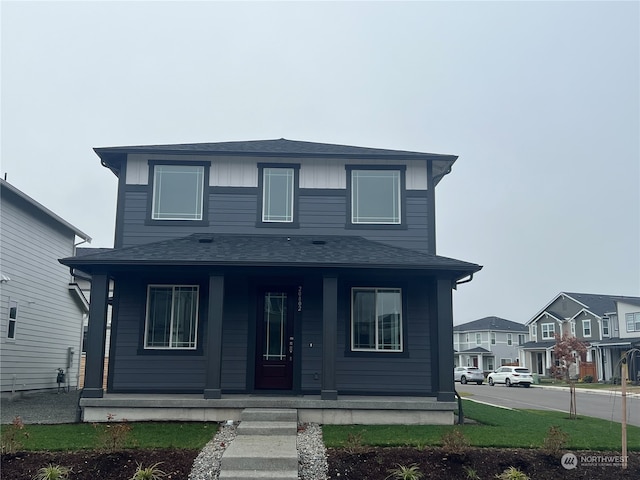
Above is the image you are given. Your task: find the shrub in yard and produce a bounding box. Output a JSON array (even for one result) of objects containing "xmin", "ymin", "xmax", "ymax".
[
  {"xmin": 130, "ymin": 462, "xmax": 167, "ymax": 480},
  {"xmin": 33, "ymin": 464, "xmax": 71, "ymax": 480},
  {"xmin": 344, "ymin": 432, "xmax": 365, "ymax": 453},
  {"xmin": 385, "ymin": 463, "xmax": 424, "ymax": 480},
  {"xmin": 93, "ymin": 413, "xmax": 133, "ymax": 452},
  {"xmin": 440, "ymin": 428, "xmax": 470, "ymax": 454},
  {"xmin": 495, "ymin": 466, "xmax": 530, "ymax": 480},
  {"xmin": 1, "ymin": 416, "xmax": 29, "ymax": 453},
  {"xmin": 582, "ymin": 375, "xmax": 594, "ymax": 383},
  {"xmin": 542, "ymin": 425, "xmax": 569, "ymax": 456},
  {"xmin": 463, "ymin": 465, "xmax": 480, "ymax": 479}
]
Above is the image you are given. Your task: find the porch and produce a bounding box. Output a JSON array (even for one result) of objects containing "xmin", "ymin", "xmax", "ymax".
[{"xmin": 80, "ymin": 393, "xmax": 457, "ymax": 425}]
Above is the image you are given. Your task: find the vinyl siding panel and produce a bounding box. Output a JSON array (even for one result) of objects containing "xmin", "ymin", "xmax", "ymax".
[
  {"xmin": 119, "ymin": 187, "xmax": 430, "ymax": 253},
  {"xmin": 0, "ymin": 190, "xmax": 85, "ymax": 393}
]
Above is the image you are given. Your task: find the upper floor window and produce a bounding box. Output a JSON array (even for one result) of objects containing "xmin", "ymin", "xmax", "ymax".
[
  {"xmin": 518, "ymin": 334, "xmax": 526, "ymax": 345},
  {"xmin": 475, "ymin": 333, "xmax": 481, "ymax": 345},
  {"xmin": 507, "ymin": 333, "xmax": 512, "ymax": 345},
  {"xmin": 347, "ymin": 166, "xmax": 405, "ymax": 226},
  {"xmin": 626, "ymin": 312, "xmax": 640, "ymax": 332},
  {"xmin": 7, "ymin": 299, "xmax": 17, "ymax": 339},
  {"xmin": 490, "ymin": 332, "xmax": 496, "ymax": 345},
  {"xmin": 602, "ymin": 318, "xmax": 610, "ymax": 337},
  {"xmin": 258, "ymin": 164, "xmax": 299, "ymax": 225},
  {"xmin": 570, "ymin": 321, "xmax": 576, "ymax": 335},
  {"xmin": 541, "ymin": 323, "xmax": 555, "ymax": 339},
  {"xmin": 532, "ymin": 324, "xmax": 537, "ymax": 338},
  {"xmin": 144, "ymin": 285, "xmax": 199, "ymax": 349},
  {"xmin": 351, "ymin": 287, "xmax": 403, "ymax": 352},
  {"xmin": 151, "ymin": 164, "xmax": 205, "ymax": 220},
  {"xmin": 582, "ymin": 319, "xmax": 591, "ymax": 337}
]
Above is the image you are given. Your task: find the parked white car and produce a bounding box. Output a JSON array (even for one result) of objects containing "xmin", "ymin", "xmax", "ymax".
[
  {"xmin": 454, "ymin": 366, "xmax": 485, "ymax": 385},
  {"xmin": 487, "ymin": 366, "xmax": 533, "ymax": 388}
]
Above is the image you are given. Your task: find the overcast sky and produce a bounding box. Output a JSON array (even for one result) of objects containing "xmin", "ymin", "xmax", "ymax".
[{"xmin": 2, "ymin": 1, "xmax": 638, "ymax": 325}]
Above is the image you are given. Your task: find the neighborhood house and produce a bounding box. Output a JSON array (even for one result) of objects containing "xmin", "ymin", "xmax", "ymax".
[{"xmin": 60, "ymin": 139, "xmax": 481, "ymax": 424}]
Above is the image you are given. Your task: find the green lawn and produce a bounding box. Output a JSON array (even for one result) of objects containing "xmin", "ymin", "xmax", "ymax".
[
  {"xmin": 1, "ymin": 421, "xmax": 217, "ymax": 451},
  {"xmin": 322, "ymin": 400, "xmax": 640, "ymax": 451}
]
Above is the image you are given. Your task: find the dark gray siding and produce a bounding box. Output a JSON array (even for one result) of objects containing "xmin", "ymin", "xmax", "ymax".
[
  {"xmin": 220, "ymin": 277, "xmax": 249, "ymax": 390},
  {"xmin": 118, "ymin": 187, "xmax": 430, "ymax": 253},
  {"xmin": 300, "ymin": 277, "xmax": 323, "ymax": 392},
  {"xmin": 335, "ymin": 280, "xmax": 432, "ymax": 394},
  {"xmin": 109, "ymin": 277, "xmax": 205, "ymax": 392}
]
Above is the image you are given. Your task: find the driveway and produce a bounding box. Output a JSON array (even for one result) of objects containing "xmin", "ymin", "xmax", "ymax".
[{"xmin": 456, "ymin": 383, "xmax": 640, "ymax": 427}]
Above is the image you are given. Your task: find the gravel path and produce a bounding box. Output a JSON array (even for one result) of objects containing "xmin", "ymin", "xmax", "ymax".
[{"xmin": 1, "ymin": 390, "xmax": 81, "ymax": 424}]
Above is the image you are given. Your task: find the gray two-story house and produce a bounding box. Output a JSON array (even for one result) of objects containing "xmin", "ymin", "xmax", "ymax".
[
  {"xmin": 520, "ymin": 292, "xmax": 640, "ymax": 382},
  {"xmin": 454, "ymin": 316, "xmax": 528, "ymax": 373},
  {"xmin": 60, "ymin": 139, "xmax": 481, "ymax": 424}
]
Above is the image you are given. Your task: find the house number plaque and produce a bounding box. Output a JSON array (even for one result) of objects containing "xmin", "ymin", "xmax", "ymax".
[{"xmin": 297, "ymin": 285, "xmax": 302, "ymax": 312}]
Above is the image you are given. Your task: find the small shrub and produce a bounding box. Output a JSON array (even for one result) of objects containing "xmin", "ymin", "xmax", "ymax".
[
  {"xmin": 385, "ymin": 463, "xmax": 424, "ymax": 480},
  {"xmin": 130, "ymin": 462, "xmax": 167, "ymax": 480},
  {"xmin": 93, "ymin": 413, "xmax": 133, "ymax": 452},
  {"xmin": 582, "ymin": 375, "xmax": 593, "ymax": 383},
  {"xmin": 441, "ymin": 428, "xmax": 470, "ymax": 454},
  {"xmin": 542, "ymin": 425, "xmax": 569, "ymax": 455},
  {"xmin": 1, "ymin": 416, "xmax": 29, "ymax": 453},
  {"xmin": 463, "ymin": 465, "xmax": 481, "ymax": 479},
  {"xmin": 33, "ymin": 464, "xmax": 71, "ymax": 480},
  {"xmin": 343, "ymin": 432, "xmax": 364, "ymax": 453},
  {"xmin": 495, "ymin": 466, "xmax": 530, "ymax": 480}
]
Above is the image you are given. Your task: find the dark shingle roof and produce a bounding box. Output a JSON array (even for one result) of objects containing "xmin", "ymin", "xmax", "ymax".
[
  {"xmin": 94, "ymin": 138, "xmax": 456, "ymax": 159},
  {"xmin": 520, "ymin": 340, "xmax": 556, "ymax": 350},
  {"xmin": 94, "ymin": 138, "xmax": 458, "ymax": 182},
  {"xmin": 564, "ymin": 292, "xmax": 640, "ymax": 316},
  {"xmin": 454, "ymin": 316, "xmax": 527, "ymax": 332},
  {"xmin": 60, "ymin": 233, "xmax": 481, "ymax": 277},
  {"xmin": 459, "ymin": 347, "xmax": 491, "ymax": 354}
]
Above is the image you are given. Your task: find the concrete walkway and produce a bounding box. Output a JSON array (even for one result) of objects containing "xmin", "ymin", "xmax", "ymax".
[{"xmin": 219, "ymin": 408, "xmax": 299, "ymax": 480}]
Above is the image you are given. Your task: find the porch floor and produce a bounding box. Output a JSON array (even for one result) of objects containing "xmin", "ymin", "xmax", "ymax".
[{"xmin": 80, "ymin": 393, "xmax": 457, "ymax": 425}]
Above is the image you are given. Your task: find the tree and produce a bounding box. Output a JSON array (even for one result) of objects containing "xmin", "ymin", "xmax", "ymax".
[{"xmin": 550, "ymin": 333, "xmax": 587, "ymax": 419}]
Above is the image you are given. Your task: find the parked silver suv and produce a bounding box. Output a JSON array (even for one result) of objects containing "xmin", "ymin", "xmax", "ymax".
[
  {"xmin": 487, "ymin": 366, "xmax": 533, "ymax": 388},
  {"xmin": 454, "ymin": 366, "xmax": 485, "ymax": 385}
]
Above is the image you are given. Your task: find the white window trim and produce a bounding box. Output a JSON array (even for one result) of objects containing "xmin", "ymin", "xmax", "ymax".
[
  {"xmin": 582, "ymin": 319, "xmax": 591, "ymax": 337},
  {"xmin": 475, "ymin": 333, "xmax": 481, "ymax": 345},
  {"xmin": 144, "ymin": 285, "xmax": 199, "ymax": 350},
  {"xmin": 541, "ymin": 323, "xmax": 555, "ymax": 339},
  {"xmin": 570, "ymin": 321, "xmax": 576, "ymax": 335},
  {"xmin": 626, "ymin": 312, "xmax": 640, "ymax": 332},
  {"xmin": 507, "ymin": 333, "xmax": 512, "ymax": 346},
  {"xmin": 602, "ymin": 318, "xmax": 610, "ymax": 337},
  {"xmin": 532, "ymin": 324, "xmax": 537, "ymax": 338},
  {"xmin": 7, "ymin": 299, "xmax": 17, "ymax": 340},
  {"xmin": 490, "ymin": 332, "xmax": 496, "ymax": 345},
  {"xmin": 351, "ymin": 287, "xmax": 403, "ymax": 352}
]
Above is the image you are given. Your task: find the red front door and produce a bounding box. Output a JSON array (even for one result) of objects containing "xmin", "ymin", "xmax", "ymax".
[{"xmin": 255, "ymin": 289, "xmax": 294, "ymax": 390}]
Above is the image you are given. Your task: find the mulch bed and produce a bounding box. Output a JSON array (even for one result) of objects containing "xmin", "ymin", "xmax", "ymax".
[{"xmin": 2, "ymin": 446, "xmax": 638, "ymax": 479}]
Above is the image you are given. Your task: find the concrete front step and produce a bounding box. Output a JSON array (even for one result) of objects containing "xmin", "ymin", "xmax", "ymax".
[
  {"xmin": 220, "ymin": 434, "xmax": 298, "ymax": 472},
  {"xmin": 219, "ymin": 470, "xmax": 298, "ymax": 480},
  {"xmin": 236, "ymin": 420, "xmax": 297, "ymax": 436},
  {"xmin": 241, "ymin": 408, "xmax": 298, "ymax": 422}
]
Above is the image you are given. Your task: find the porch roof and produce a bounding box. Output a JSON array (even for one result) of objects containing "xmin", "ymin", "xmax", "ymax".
[
  {"xmin": 595, "ymin": 337, "xmax": 640, "ymax": 347},
  {"xmin": 520, "ymin": 340, "xmax": 556, "ymax": 350},
  {"xmin": 458, "ymin": 347, "xmax": 491, "ymax": 354},
  {"xmin": 60, "ymin": 233, "xmax": 482, "ymax": 279}
]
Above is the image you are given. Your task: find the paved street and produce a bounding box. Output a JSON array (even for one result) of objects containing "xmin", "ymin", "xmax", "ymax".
[{"xmin": 456, "ymin": 383, "xmax": 640, "ymax": 427}]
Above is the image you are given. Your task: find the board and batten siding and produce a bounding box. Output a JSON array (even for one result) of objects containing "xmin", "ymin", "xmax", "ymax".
[{"xmin": 0, "ymin": 192, "xmax": 85, "ymax": 393}]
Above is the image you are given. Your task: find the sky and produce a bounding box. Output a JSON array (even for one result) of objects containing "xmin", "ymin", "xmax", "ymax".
[{"xmin": 1, "ymin": 1, "xmax": 638, "ymax": 325}]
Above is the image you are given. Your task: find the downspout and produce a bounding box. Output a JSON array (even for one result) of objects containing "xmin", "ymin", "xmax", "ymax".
[{"xmin": 426, "ymin": 160, "xmax": 436, "ymax": 255}]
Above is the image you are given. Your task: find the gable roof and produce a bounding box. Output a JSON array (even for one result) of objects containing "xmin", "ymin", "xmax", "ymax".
[
  {"xmin": 526, "ymin": 292, "xmax": 640, "ymax": 325},
  {"xmin": 94, "ymin": 138, "xmax": 457, "ymax": 183},
  {"xmin": 454, "ymin": 316, "xmax": 527, "ymax": 332},
  {"xmin": 0, "ymin": 179, "xmax": 91, "ymax": 242},
  {"xmin": 60, "ymin": 233, "xmax": 481, "ymax": 279}
]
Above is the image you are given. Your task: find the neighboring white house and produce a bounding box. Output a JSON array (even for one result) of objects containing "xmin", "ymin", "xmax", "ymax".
[
  {"xmin": 0, "ymin": 179, "xmax": 91, "ymax": 396},
  {"xmin": 454, "ymin": 316, "xmax": 528, "ymax": 373}
]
